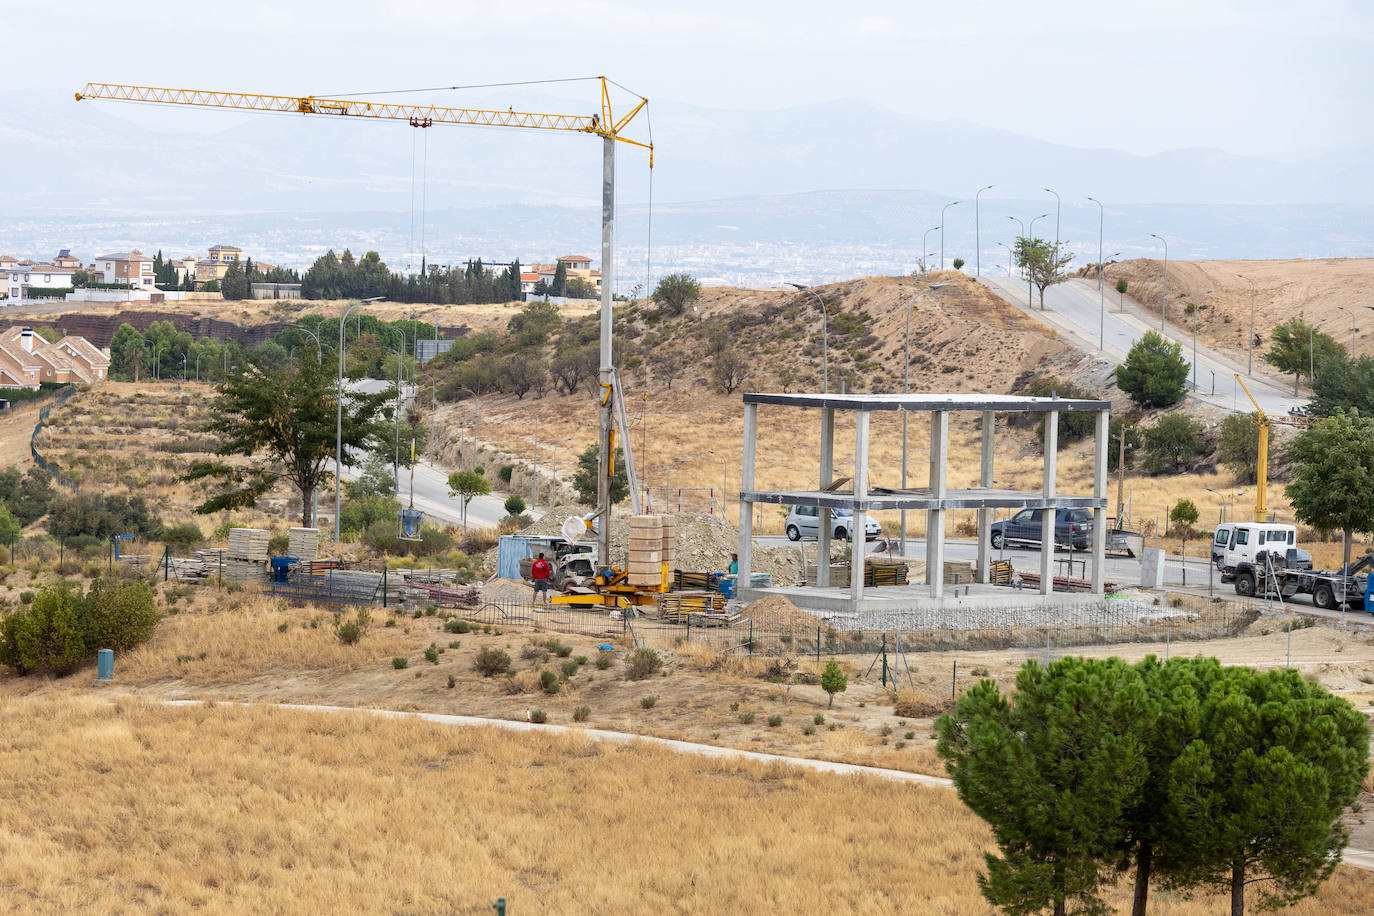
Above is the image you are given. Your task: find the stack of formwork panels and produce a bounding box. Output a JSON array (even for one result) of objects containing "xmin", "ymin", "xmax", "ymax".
[
  {"xmin": 627, "ymin": 514, "xmax": 673, "ymax": 587},
  {"xmin": 224, "ymin": 527, "xmax": 269, "ymax": 583},
  {"xmin": 287, "ymin": 528, "xmax": 320, "ymax": 563}
]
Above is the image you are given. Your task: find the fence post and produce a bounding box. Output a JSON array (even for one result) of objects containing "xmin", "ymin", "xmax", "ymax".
[
  {"xmin": 952, "ymin": 659, "xmax": 957, "ymax": 700},
  {"xmin": 8, "ymin": 535, "xmax": 12, "ymax": 564},
  {"xmin": 163, "ymin": 545, "xmax": 170, "ymax": 582},
  {"xmin": 108, "ymin": 538, "xmax": 113, "ymax": 575},
  {"xmin": 59, "ymin": 536, "xmax": 63, "ymax": 569},
  {"xmin": 686, "ymin": 613, "xmax": 691, "ymax": 644},
  {"xmin": 817, "ymin": 626, "xmax": 821, "ymax": 664},
  {"xmin": 748, "ymin": 619, "xmax": 753, "ymax": 656},
  {"xmin": 382, "ymin": 566, "xmax": 388, "ymax": 608},
  {"xmin": 218, "ymin": 551, "xmax": 223, "ymax": 589},
  {"xmin": 881, "ymin": 633, "xmax": 888, "ymax": 687}
]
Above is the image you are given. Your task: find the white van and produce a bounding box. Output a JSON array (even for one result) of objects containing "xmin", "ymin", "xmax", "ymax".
[{"xmin": 1213, "ymin": 522, "xmax": 1297, "ymax": 575}]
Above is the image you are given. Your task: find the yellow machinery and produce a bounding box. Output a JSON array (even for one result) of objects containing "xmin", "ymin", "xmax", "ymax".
[
  {"xmin": 77, "ymin": 78, "xmax": 654, "ymax": 606},
  {"xmin": 1234, "ymin": 374, "xmax": 1310, "ymax": 521}
]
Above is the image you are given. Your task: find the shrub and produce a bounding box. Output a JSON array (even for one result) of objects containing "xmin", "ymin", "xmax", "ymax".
[
  {"xmin": 560, "ymin": 659, "xmax": 579, "ymax": 679},
  {"xmin": 424, "ymin": 643, "xmax": 440, "ymax": 665},
  {"xmin": 444, "ymin": 618, "xmax": 471, "ymax": 634},
  {"xmin": 159, "ymin": 523, "xmax": 204, "ymax": 550},
  {"xmin": 521, "ymin": 645, "xmax": 550, "ymax": 663},
  {"xmin": 821, "ymin": 659, "xmax": 848, "ymax": 708},
  {"xmin": 880, "ymin": 724, "xmax": 894, "ymax": 737},
  {"xmin": 539, "ymin": 669, "xmax": 560, "ymax": 694},
  {"xmin": 573, "ymin": 655, "xmax": 588, "ymax": 667},
  {"xmin": 626, "ymin": 647, "xmax": 663, "ymax": 681},
  {"xmin": 545, "ymin": 639, "xmax": 573, "ymax": 658},
  {"xmin": 803, "ymin": 724, "xmax": 816, "ymax": 736},
  {"xmin": 640, "ymin": 695, "xmax": 658, "ymax": 709},
  {"xmin": 893, "ymin": 689, "xmax": 952, "ymax": 718},
  {"xmin": 738, "ymin": 711, "xmax": 755, "ymax": 724},
  {"xmin": 391, "ymin": 656, "xmax": 409, "ymax": 670},
  {"xmin": 82, "ymin": 579, "xmax": 160, "ymax": 651},
  {"xmin": 813, "ymin": 713, "xmax": 825, "ymax": 725},
  {"xmin": 767, "ymin": 714, "xmax": 783, "ymax": 727},
  {"xmin": 0, "ymin": 583, "xmax": 86, "ymax": 674},
  {"xmin": 1142, "ymin": 414, "xmax": 1206, "ymax": 474},
  {"xmin": 448, "ymin": 640, "xmax": 461, "ymax": 649},
  {"xmin": 267, "ymin": 532, "xmax": 290, "ymax": 555},
  {"xmin": 594, "ymin": 651, "xmax": 614, "ymax": 670},
  {"xmin": 503, "ymin": 494, "xmax": 526, "ymax": 516},
  {"xmin": 446, "ymin": 674, "xmax": 456, "ymax": 688},
  {"xmin": 530, "ymin": 708, "xmax": 547, "ymax": 724},
  {"xmin": 334, "ymin": 607, "xmax": 371, "ymax": 645},
  {"xmin": 573, "ymin": 705, "xmax": 590, "ymax": 722},
  {"xmin": 473, "ymin": 647, "xmax": 511, "ymax": 677}
]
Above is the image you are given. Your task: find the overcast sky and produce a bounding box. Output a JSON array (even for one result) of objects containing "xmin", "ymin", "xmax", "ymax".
[{"xmin": 10, "ymin": 0, "xmax": 1371, "ymax": 160}]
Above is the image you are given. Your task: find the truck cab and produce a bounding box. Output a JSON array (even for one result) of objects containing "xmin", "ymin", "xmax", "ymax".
[{"xmin": 1215, "ymin": 523, "xmax": 1298, "ymax": 580}]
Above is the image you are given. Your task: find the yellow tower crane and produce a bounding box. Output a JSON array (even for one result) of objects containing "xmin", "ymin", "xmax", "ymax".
[
  {"xmin": 1234, "ymin": 373, "xmax": 1310, "ymax": 522},
  {"xmin": 76, "ymin": 79, "xmax": 652, "ymax": 570}
]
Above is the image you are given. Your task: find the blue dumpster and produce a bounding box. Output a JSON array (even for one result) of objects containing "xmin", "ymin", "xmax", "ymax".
[{"xmin": 270, "ymin": 556, "xmax": 298, "ymax": 583}]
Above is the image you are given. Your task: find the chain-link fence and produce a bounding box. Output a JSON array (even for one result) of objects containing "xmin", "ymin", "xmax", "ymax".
[{"xmin": 29, "ymin": 385, "xmax": 78, "ymax": 491}]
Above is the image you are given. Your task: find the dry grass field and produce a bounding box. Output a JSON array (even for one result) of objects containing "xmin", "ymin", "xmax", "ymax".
[{"xmin": 1, "ymin": 694, "xmax": 1371, "ymax": 914}]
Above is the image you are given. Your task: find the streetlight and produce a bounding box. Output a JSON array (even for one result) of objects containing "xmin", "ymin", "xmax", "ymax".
[
  {"xmin": 335, "ymin": 296, "xmax": 385, "ymax": 543},
  {"xmin": 1310, "ymin": 317, "xmax": 1331, "ymax": 384},
  {"xmin": 1189, "ymin": 289, "xmax": 1213, "ymax": 390},
  {"xmin": 1086, "ymin": 196, "xmax": 1105, "ymax": 349},
  {"xmin": 922, "ymin": 226, "xmax": 940, "ymax": 274},
  {"xmin": 1028, "ymin": 213, "xmax": 1050, "ymax": 309},
  {"xmin": 940, "ymin": 200, "xmax": 961, "ymax": 269},
  {"xmin": 974, "ymin": 185, "xmax": 993, "ymax": 277},
  {"xmin": 446, "ymin": 386, "xmax": 479, "ymax": 469},
  {"xmin": 1236, "ymin": 274, "xmax": 1258, "ymax": 375},
  {"xmin": 195, "ymin": 351, "xmax": 201, "ymax": 382},
  {"xmin": 293, "ymin": 323, "xmax": 322, "ymax": 364},
  {"xmin": 788, "ymin": 283, "xmax": 829, "ymax": 393},
  {"xmin": 1337, "ymin": 305, "xmax": 1356, "ymax": 354},
  {"xmin": 1043, "ymin": 187, "xmax": 1061, "ymax": 250},
  {"xmin": 153, "ymin": 343, "xmax": 164, "ymax": 380},
  {"xmin": 1149, "ymin": 233, "xmax": 1168, "ymax": 331},
  {"xmin": 902, "ymin": 282, "xmax": 950, "ymax": 555}
]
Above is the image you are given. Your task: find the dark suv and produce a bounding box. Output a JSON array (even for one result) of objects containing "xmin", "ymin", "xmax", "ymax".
[{"xmin": 988, "ymin": 508, "xmax": 1093, "ymax": 551}]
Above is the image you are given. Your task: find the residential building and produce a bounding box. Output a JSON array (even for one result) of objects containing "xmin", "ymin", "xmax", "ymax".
[
  {"xmin": 557, "ymin": 255, "xmax": 593, "ymax": 271},
  {"xmin": 520, "ymin": 271, "xmax": 540, "ymax": 295},
  {"xmin": 195, "ymin": 243, "xmax": 243, "ymax": 287},
  {"xmin": 51, "ymin": 249, "xmax": 81, "ymax": 269},
  {"xmin": 4, "ymin": 264, "xmax": 79, "ymax": 302},
  {"xmin": 93, "ymin": 249, "xmax": 155, "ymax": 287},
  {"xmin": 0, "ymin": 327, "xmax": 110, "ymax": 389}
]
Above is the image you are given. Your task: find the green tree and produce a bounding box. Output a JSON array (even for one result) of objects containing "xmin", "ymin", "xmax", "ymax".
[
  {"xmin": 446, "ymin": 469, "xmax": 491, "ymax": 527},
  {"xmin": 109, "ymin": 323, "xmax": 146, "ymax": 381},
  {"xmin": 651, "ymin": 272, "xmax": 701, "ymax": 317},
  {"xmin": 1116, "ymin": 278, "xmax": 1129, "ymax": 308},
  {"xmin": 71, "ymin": 268, "xmax": 97, "ymax": 288},
  {"xmin": 937, "ymin": 657, "xmax": 1150, "ymax": 916},
  {"xmin": 1219, "ymin": 413, "xmax": 1263, "ymax": 483},
  {"xmin": 1311, "ymin": 353, "xmax": 1374, "ymax": 417},
  {"xmin": 1165, "ymin": 666, "xmax": 1367, "ymax": 915},
  {"xmin": 0, "ymin": 583, "xmax": 86, "ymax": 675},
  {"xmin": 1169, "ymin": 498, "xmax": 1199, "ymax": 537},
  {"xmin": 1012, "ymin": 236, "xmax": 1075, "ymax": 308},
  {"xmin": 504, "ymin": 494, "xmax": 526, "ymax": 516},
  {"xmin": 1284, "ymin": 410, "xmax": 1374, "ymax": 569},
  {"xmin": 1265, "ymin": 317, "xmax": 1344, "ymax": 395},
  {"xmin": 551, "ymin": 261, "xmax": 568, "ymax": 297},
  {"xmin": 710, "ymin": 346, "xmax": 749, "ymax": 394},
  {"xmin": 1107, "ymin": 417, "xmax": 1142, "ymax": 473},
  {"xmin": 820, "ymin": 660, "xmax": 847, "ymax": 708},
  {"xmin": 572, "ymin": 444, "xmax": 628, "ymax": 507},
  {"xmin": 0, "ymin": 504, "xmax": 20, "ymax": 548},
  {"xmin": 1116, "ymin": 331, "xmax": 1189, "ymax": 409},
  {"xmin": 201, "ymin": 279, "xmax": 220, "ymax": 293},
  {"xmin": 220, "ymin": 258, "xmax": 249, "ymax": 300},
  {"xmin": 507, "ymin": 300, "xmax": 560, "ymax": 349},
  {"xmin": 183, "ymin": 347, "xmax": 390, "ymax": 528},
  {"xmin": 1141, "ymin": 414, "xmax": 1204, "ymax": 475}
]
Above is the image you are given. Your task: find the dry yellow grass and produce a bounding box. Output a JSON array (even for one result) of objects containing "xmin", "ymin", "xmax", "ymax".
[
  {"xmin": 117, "ymin": 597, "xmax": 411, "ymax": 686},
  {"xmin": 0, "ymin": 695, "xmax": 1369, "ymax": 914}
]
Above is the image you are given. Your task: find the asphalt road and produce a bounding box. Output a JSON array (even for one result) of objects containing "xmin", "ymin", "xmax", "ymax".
[{"xmin": 979, "ymin": 276, "xmax": 1304, "ymax": 417}]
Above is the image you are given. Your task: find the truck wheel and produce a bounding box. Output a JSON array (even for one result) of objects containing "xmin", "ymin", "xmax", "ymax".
[
  {"xmin": 990, "ymin": 531, "xmax": 1005, "ymax": 550},
  {"xmin": 834, "ymin": 526, "xmax": 849, "ymax": 541},
  {"xmin": 786, "ymin": 525, "xmax": 801, "ymax": 542},
  {"xmin": 1235, "ymin": 571, "xmax": 1256, "ymax": 598},
  {"xmin": 1314, "ymin": 584, "xmax": 1336, "ymax": 610}
]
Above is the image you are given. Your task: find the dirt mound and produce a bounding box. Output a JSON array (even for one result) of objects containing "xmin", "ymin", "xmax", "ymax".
[
  {"xmin": 742, "ymin": 594, "xmax": 824, "ymax": 631},
  {"xmin": 498, "ymin": 509, "xmax": 805, "ymax": 585},
  {"xmin": 481, "ymin": 577, "xmax": 535, "ymax": 602}
]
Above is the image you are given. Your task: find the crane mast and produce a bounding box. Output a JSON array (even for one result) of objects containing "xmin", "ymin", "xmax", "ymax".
[{"xmin": 77, "ymin": 79, "xmax": 652, "ymax": 568}]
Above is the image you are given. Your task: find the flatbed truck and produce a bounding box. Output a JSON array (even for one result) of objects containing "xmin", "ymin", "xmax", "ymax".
[{"xmin": 1233, "ymin": 550, "xmax": 1374, "ymax": 612}]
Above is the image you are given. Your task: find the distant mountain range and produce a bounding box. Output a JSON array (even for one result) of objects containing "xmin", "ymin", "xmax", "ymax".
[{"xmin": 2, "ymin": 89, "xmax": 1371, "ymax": 284}]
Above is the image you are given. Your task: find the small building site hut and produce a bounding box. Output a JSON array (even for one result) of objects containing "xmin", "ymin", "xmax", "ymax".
[{"xmin": 735, "ymin": 392, "xmax": 1111, "ymax": 610}]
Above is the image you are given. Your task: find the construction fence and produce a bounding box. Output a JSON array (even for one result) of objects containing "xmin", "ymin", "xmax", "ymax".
[{"xmin": 30, "ymin": 385, "xmax": 78, "ymax": 491}]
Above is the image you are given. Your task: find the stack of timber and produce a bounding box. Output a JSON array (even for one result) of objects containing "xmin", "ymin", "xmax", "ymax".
[
  {"xmin": 672, "ymin": 570, "xmax": 720, "ymax": 590},
  {"xmin": 627, "ymin": 514, "xmax": 675, "ymax": 587},
  {"xmin": 656, "ymin": 590, "xmax": 728, "ymax": 623},
  {"xmin": 287, "ymin": 528, "xmax": 320, "ymax": 562},
  {"xmin": 224, "ymin": 527, "xmax": 269, "ymax": 584},
  {"xmin": 863, "ymin": 558, "xmax": 910, "ymax": 587}
]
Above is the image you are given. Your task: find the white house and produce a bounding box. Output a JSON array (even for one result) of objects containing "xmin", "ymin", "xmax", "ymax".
[
  {"xmin": 4, "ymin": 264, "xmax": 79, "ymax": 302},
  {"xmin": 93, "ymin": 249, "xmax": 155, "ymax": 288}
]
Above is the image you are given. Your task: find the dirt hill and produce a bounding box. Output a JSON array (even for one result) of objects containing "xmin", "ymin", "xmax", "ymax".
[{"xmin": 1097, "ymin": 257, "xmax": 1374, "ymax": 363}]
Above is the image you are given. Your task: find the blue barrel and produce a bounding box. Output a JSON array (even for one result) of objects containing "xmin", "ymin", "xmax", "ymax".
[
  {"xmin": 96, "ymin": 648, "xmax": 113, "ymax": 680},
  {"xmin": 719, "ymin": 577, "xmax": 735, "ymax": 599}
]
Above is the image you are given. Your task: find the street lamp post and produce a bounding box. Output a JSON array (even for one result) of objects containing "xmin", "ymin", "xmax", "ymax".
[
  {"xmin": 902, "ymin": 282, "xmax": 950, "ymax": 555},
  {"xmin": 1150, "ymin": 233, "xmax": 1169, "ymax": 331},
  {"xmin": 1310, "ymin": 317, "xmax": 1331, "ymax": 383},
  {"xmin": 293, "ymin": 324, "xmax": 322, "ymax": 364},
  {"xmin": 195, "ymin": 352, "xmax": 201, "ymax": 382},
  {"xmin": 1190, "ymin": 289, "xmax": 1213, "ymax": 390},
  {"xmin": 153, "ymin": 343, "xmax": 163, "ymax": 381},
  {"xmin": 1087, "ymin": 196, "xmax": 1105, "ymax": 349},
  {"xmin": 1043, "ymin": 187, "xmax": 1061, "ymax": 250},
  {"xmin": 940, "ymin": 200, "xmax": 961, "ymax": 270},
  {"xmin": 974, "ymin": 185, "xmax": 993, "ymax": 277},
  {"xmin": 1337, "ymin": 305, "xmax": 1356, "ymax": 354},
  {"xmin": 707, "ymin": 449, "xmax": 728, "ymax": 520},
  {"xmin": 921, "ymin": 226, "xmax": 940, "ymax": 274},
  {"xmin": 335, "ymin": 296, "xmax": 385, "ymax": 543},
  {"xmin": 1236, "ymin": 274, "xmax": 1258, "ymax": 375},
  {"xmin": 788, "ymin": 283, "xmax": 829, "ymax": 393}
]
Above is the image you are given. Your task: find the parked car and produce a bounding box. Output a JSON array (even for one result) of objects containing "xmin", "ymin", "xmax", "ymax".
[
  {"xmin": 784, "ymin": 505, "xmax": 882, "ymax": 542},
  {"xmin": 988, "ymin": 508, "xmax": 1093, "ymax": 551}
]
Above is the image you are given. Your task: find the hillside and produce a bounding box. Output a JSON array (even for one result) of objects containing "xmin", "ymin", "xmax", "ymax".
[{"xmin": 1100, "ymin": 257, "xmax": 1374, "ymax": 364}]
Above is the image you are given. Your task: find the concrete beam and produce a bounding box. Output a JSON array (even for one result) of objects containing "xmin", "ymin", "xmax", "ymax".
[
  {"xmin": 850, "ymin": 411, "xmax": 869, "ymax": 608},
  {"xmin": 1040, "ymin": 409, "xmax": 1058, "ymax": 596},
  {"xmin": 817, "ymin": 407, "xmax": 834, "ymax": 588},
  {"xmin": 927, "ymin": 410, "xmax": 948, "ymax": 597},
  {"xmin": 1092, "ymin": 408, "xmax": 1109, "ymax": 594},
  {"xmin": 737, "ymin": 402, "xmax": 757, "ymax": 585},
  {"xmin": 977, "ymin": 410, "xmax": 994, "ymax": 584}
]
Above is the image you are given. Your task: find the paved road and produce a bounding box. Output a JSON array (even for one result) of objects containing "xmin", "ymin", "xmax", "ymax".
[{"xmin": 980, "ymin": 276, "xmax": 1304, "ymax": 417}]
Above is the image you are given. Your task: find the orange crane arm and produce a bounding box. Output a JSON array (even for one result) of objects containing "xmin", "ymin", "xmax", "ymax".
[{"xmin": 75, "ymin": 81, "xmax": 653, "ymax": 159}]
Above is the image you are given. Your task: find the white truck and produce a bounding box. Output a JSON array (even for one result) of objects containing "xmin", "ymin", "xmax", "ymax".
[{"xmin": 1211, "ymin": 522, "xmax": 1301, "ymax": 580}]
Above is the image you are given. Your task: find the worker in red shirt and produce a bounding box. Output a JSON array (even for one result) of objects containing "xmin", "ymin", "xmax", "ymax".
[{"xmin": 531, "ymin": 552, "xmax": 552, "ymax": 604}]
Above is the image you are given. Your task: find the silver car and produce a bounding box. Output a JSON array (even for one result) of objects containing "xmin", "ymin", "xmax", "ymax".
[{"xmin": 785, "ymin": 505, "xmax": 882, "ymax": 542}]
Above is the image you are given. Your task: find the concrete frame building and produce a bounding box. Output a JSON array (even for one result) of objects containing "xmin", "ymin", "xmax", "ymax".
[{"xmin": 735, "ymin": 392, "xmax": 1111, "ymax": 612}]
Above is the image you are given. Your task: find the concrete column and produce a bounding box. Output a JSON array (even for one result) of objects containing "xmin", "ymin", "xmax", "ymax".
[
  {"xmin": 850, "ymin": 410, "xmax": 870, "ymax": 608},
  {"xmin": 1091, "ymin": 408, "xmax": 1109, "ymax": 595},
  {"xmin": 977, "ymin": 410, "xmax": 994, "ymax": 584},
  {"xmin": 1040, "ymin": 409, "xmax": 1059, "ymax": 595},
  {"xmin": 817, "ymin": 407, "xmax": 835, "ymax": 588},
  {"xmin": 737, "ymin": 402, "xmax": 757, "ymax": 586},
  {"xmin": 926, "ymin": 410, "xmax": 948, "ymax": 598}
]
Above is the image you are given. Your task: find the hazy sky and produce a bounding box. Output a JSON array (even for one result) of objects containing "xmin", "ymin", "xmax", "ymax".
[{"xmin": 10, "ymin": 0, "xmax": 1371, "ymax": 159}]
